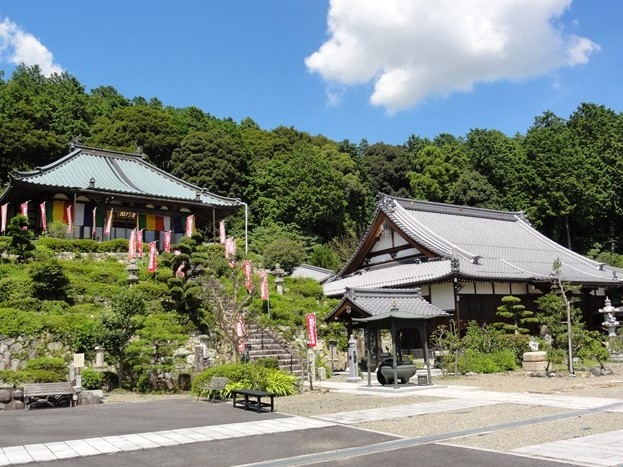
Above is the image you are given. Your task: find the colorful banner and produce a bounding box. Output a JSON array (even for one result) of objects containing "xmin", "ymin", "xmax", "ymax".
[
  {"xmin": 243, "ymin": 260, "xmax": 253, "ymax": 292},
  {"xmin": 20, "ymin": 201, "xmax": 28, "ymax": 217},
  {"xmin": 163, "ymin": 230, "xmax": 172, "ymax": 253},
  {"xmin": 219, "ymin": 220, "xmax": 226, "ymax": 244},
  {"xmin": 40, "ymin": 202, "xmax": 47, "ymax": 231},
  {"xmin": 225, "ymin": 237, "xmax": 236, "ymax": 261},
  {"xmin": 1, "ymin": 203, "xmax": 7, "ymax": 233},
  {"xmin": 138, "ymin": 213, "xmax": 167, "ymax": 231},
  {"xmin": 306, "ymin": 313, "xmax": 317, "ymax": 348},
  {"xmin": 260, "ymin": 270, "xmax": 269, "ymax": 301},
  {"xmin": 147, "ymin": 241, "xmax": 157, "ymax": 273}
]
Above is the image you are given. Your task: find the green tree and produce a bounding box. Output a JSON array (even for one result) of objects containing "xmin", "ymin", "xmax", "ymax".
[
  {"xmin": 363, "ymin": 143, "xmax": 411, "ymax": 197},
  {"xmin": 262, "ymin": 237, "xmax": 307, "ymax": 273},
  {"xmin": 101, "ymin": 288, "xmax": 147, "ymax": 386},
  {"xmin": 446, "ymin": 170, "xmax": 500, "ymax": 208},
  {"xmin": 29, "ymin": 258, "xmax": 71, "ymax": 301},
  {"xmin": 6, "ymin": 215, "xmax": 35, "ymax": 262},
  {"xmin": 495, "ymin": 295, "xmax": 537, "ymax": 334}
]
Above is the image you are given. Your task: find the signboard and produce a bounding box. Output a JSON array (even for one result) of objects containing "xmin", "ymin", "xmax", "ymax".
[
  {"xmin": 115, "ymin": 211, "xmax": 137, "ymax": 220},
  {"xmin": 73, "ymin": 353, "xmax": 85, "ymax": 368},
  {"xmin": 306, "ymin": 313, "xmax": 317, "ymax": 348}
]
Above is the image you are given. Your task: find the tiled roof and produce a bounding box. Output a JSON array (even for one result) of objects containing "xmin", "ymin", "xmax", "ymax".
[
  {"xmin": 12, "ymin": 145, "xmax": 242, "ymax": 208},
  {"xmin": 291, "ymin": 264, "xmax": 334, "ymax": 282},
  {"xmin": 325, "ymin": 194, "xmax": 623, "ymax": 295},
  {"xmin": 384, "ymin": 195, "xmax": 623, "ymax": 285},
  {"xmin": 323, "ymin": 259, "xmax": 452, "ymax": 297},
  {"xmin": 344, "ymin": 287, "xmax": 449, "ymax": 319}
]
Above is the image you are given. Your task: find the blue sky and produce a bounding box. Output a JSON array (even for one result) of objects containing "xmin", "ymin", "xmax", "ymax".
[{"xmin": 1, "ymin": 0, "xmax": 622, "ymax": 145}]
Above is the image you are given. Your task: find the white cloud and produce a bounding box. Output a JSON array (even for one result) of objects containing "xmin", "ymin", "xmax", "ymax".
[
  {"xmin": 305, "ymin": 0, "xmax": 600, "ymax": 112},
  {"xmin": 0, "ymin": 18, "xmax": 63, "ymax": 76}
]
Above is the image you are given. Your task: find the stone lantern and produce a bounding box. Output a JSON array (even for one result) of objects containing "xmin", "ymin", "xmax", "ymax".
[
  {"xmin": 126, "ymin": 259, "xmax": 139, "ymax": 285},
  {"xmin": 272, "ymin": 264, "xmax": 285, "ymax": 295}
]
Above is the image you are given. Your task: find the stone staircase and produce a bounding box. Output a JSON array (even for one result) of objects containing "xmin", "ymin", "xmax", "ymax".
[{"xmin": 245, "ymin": 324, "xmax": 303, "ymax": 376}]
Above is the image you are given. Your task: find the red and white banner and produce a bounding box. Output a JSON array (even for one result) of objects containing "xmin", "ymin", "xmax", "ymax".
[
  {"xmin": 236, "ymin": 313, "xmax": 245, "ymax": 353},
  {"xmin": 20, "ymin": 201, "xmax": 28, "ymax": 217},
  {"xmin": 260, "ymin": 269, "xmax": 269, "ymax": 301},
  {"xmin": 104, "ymin": 209, "xmax": 113, "ymax": 237},
  {"xmin": 128, "ymin": 229, "xmax": 137, "ymax": 259},
  {"xmin": 66, "ymin": 205, "xmax": 72, "ymax": 235},
  {"xmin": 137, "ymin": 229, "xmax": 144, "ymax": 258},
  {"xmin": 225, "ymin": 237, "xmax": 236, "ymax": 262},
  {"xmin": 163, "ymin": 230, "xmax": 172, "ymax": 253},
  {"xmin": 40, "ymin": 202, "xmax": 47, "ymax": 231},
  {"xmin": 306, "ymin": 313, "xmax": 317, "ymax": 348},
  {"xmin": 243, "ymin": 260, "xmax": 253, "ymax": 291},
  {"xmin": 185, "ymin": 215, "xmax": 194, "ymax": 237},
  {"xmin": 147, "ymin": 241, "xmax": 157, "ymax": 273},
  {"xmin": 92, "ymin": 207, "xmax": 97, "ymax": 238},
  {"xmin": 0, "ymin": 203, "xmax": 7, "ymax": 233},
  {"xmin": 219, "ymin": 220, "xmax": 226, "ymax": 244}
]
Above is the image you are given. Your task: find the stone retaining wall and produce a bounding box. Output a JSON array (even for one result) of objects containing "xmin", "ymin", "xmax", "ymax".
[
  {"xmin": 0, "ymin": 387, "xmax": 25, "ymax": 410},
  {"xmin": 0, "ymin": 335, "xmax": 67, "ymax": 371}
]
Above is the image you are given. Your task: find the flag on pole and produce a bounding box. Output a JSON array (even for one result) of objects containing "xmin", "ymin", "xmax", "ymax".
[
  {"xmin": 128, "ymin": 228, "xmax": 137, "ymax": 259},
  {"xmin": 185, "ymin": 215, "xmax": 194, "ymax": 237},
  {"xmin": 163, "ymin": 230, "xmax": 172, "ymax": 253},
  {"xmin": 260, "ymin": 269, "xmax": 269, "ymax": 300},
  {"xmin": 66, "ymin": 205, "xmax": 73, "ymax": 235},
  {"xmin": 137, "ymin": 229, "xmax": 144, "ymax": 258},
  {"xmin": 243, "ymin": 260, "xmax": 253, "ymax": 292},
  {"xmin": 92, "ymin": 207, "xmax": 97, "ymax": 239},
  {"xmin": 219, "ymin": 220, "xmax": 226, "ymax": 244},
  {"xmin": 20, "ymin": 201, "xmax": 28, "ymax": 217},
  {"xmin": 104, "ymin": 209, "xmax": 113, "ymax": 237},
  {"xmin": 147, "ymin": 241, "xmax": 157, "ymax": 272},
  {"xmin": 40, "ymin": 202, "xmax": 47, "ymax": 231},
  {"xmin": 225, "ymin": 237, "xmax": 237, "ymax": 265},
  {"xmin": 0, "ymin": 203, "xmax": 7, "ymax": 233}
]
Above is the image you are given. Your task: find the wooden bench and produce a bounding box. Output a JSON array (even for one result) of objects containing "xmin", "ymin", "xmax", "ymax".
[
  {"xmin": 23, "ymin": 382, "xmax": 75, "ymax": 410},
  {"xmin": 196, "ymin": 376, "xmax": 229, "ymax": 402},
  {"xmin": 231, "ymin": 389, "xmax": 275, "ymax": 413}
]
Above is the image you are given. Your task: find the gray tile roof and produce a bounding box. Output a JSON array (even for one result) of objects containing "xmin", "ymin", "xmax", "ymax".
[
  {"xmin": 324, "ymin": 194, "xmax": 623, "ymax": 296},
  {"xmin": 323, "ymin": 259, "xmax": 452, "ymax": 297},
  {"xmin": 344, "ymin": 287, "xmax": 449, "ymax": 319},
  {"xmin": 291, "ymin": 264, "xmax": 334, "ymax": 282},
  {"xmin": 12, "ymin": 145, "xmax": 242, "ymax": 208}
]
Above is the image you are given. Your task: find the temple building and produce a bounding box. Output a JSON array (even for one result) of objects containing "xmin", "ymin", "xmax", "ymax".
[
  {"xmin": 323, "ymin": 194, "xmax": 623, "ymax": 336},
  {"xmin": 0, "ymin": 143, "xmax": 243, "ymax": 248}
]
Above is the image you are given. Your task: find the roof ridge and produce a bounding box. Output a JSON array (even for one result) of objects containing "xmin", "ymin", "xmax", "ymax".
[{"xmin": 389, "ymin": 194, "xmax": 525, "ymax": 222}]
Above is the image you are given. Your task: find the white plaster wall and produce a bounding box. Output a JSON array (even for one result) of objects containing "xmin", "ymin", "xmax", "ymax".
[{"xmin": 431, "ymin": 282, "xmax": 455, "ymax": 311}]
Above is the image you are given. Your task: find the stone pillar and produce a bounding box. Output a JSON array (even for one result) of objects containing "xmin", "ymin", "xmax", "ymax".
[
  {"xmin": 346, "ymin": 334, "xmax": 362, "ymax": 382},
  {"xmin": 308, "ymin": 348, "xmax": 316, "ymax": 382},
  {"xmin": 194, "ymin": 345, "xmax": 205, "ymax": 372},
  {"xmin": 94, "ymin": 346, "xmax": 105, "ymax": 368},
  {"xmin": 272, "ymin": 264, "xmax": 285, "ymax": 295}
]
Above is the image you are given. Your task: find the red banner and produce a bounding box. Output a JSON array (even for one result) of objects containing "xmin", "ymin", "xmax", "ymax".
[
  {"xmin": 236, "ymin": 313, "xmax": 245, "ymax": 352},
  {"xmin": 306, "ymin": 313, "xmax": 317, "ymax": 348},
  {"xmin": 243, "ymin": 260, "xmax": 253, "ymax": 291},
  {"xmin": 92, "ymin": 207, "xmax": 96, "ymax": 238},
  {"xmin": 40, "ymin": 202, "xmax": 47, "ymax": 231},
  {"xmin": 163, "ymin": 230, "xmax": 172, "ymax": 252},
  {"xmin": 0, "ymin": 203, "xmax": 7, "ymax": 233},
  {"xmin": 147, "ymin": 241, "xmax": 157, "ymax": 272},
  {"xmin": 20, "ymin": 201, "xmax": 28, "ymax": 217},
  {"xmin": 185, "ymin": 214, "xmax": 194, "ymax": 237},
  {"xmin": 66, "ymin": 205, "xmax": 72, "ymax": 235},
  {"xmin": 260, "ymin": 269, "xmax": 269, "ymax": 301},
  {"xmin": 104, "ymin": 209, "xmax": 113, "ymax": 237},
  {"xmin": 128, "ymin": 228, "xmax": 137, "ymax": 259},
  {"xmin": 219, "ymin": 220, "xmax": 226, "ymax": 244},
  {"xmin": 137, "ymin": 229, "xmax": 144, "ymax": 258}
]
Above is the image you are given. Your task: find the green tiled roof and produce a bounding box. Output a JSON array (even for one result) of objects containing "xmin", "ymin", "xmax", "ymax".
[{"xmin": 13, "ymin": 144, "xmax": 242, "ymax": 208}]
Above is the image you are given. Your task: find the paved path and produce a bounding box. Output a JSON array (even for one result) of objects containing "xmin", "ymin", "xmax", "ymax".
[{"xmin": 1, "ymin": 383, "xmax": 622, "ymax": 466}]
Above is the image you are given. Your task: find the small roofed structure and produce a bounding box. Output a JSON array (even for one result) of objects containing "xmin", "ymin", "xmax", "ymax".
[{"xmin": 325, "ymin": 287, "xmax": 450, "ymax": 386}]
